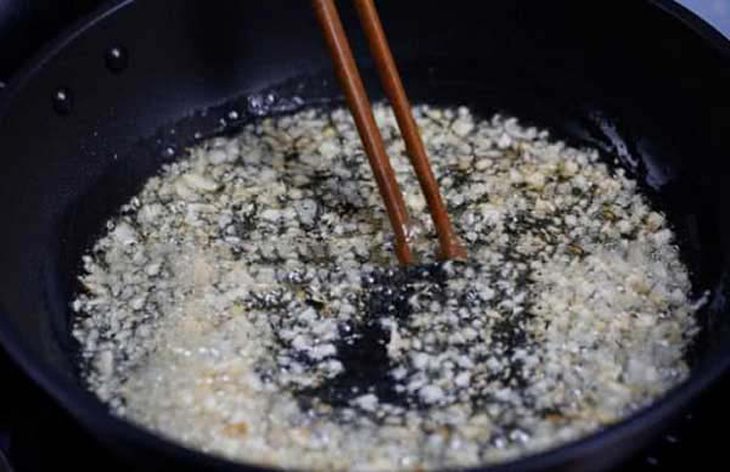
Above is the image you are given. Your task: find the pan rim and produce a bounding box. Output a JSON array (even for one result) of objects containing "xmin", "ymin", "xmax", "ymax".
[{"xmin": 0, "ymin": 1, "xmax": 729, "ymax": 471}]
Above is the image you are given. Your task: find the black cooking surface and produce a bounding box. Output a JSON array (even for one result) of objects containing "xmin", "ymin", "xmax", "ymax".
[{"xmin": 0, "ymin": 1, "xmax": 729, "ymax": 471}]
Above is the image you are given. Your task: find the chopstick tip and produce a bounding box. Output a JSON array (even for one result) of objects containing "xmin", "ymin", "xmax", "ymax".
[{"xmin": 439, "ymin": 239, "xmax": 468, "ymax": 262}]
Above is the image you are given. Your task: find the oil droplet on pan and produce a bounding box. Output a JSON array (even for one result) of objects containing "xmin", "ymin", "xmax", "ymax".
[
  {"xmin": 52, "ymin": 87, "xmax": 73, "ymax": 115},
  {"xmin": 161, "ymin": 146, "xmax": 176, "ymax": 159},
  {"xmin": 105, "ymin": 46, "xmax": 129, "ymax": 73}
]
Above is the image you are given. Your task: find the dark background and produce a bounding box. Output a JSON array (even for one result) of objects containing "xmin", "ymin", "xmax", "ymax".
[
  {"xmin": 0, "ymin": 1, "xmax": 728, "ymax": 471},
  {"xmin": 682, "ymin": 0, "xmax": 730, "ymax": 34}
]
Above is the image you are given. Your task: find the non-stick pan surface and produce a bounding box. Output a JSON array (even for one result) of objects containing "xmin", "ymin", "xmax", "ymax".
[{"xmin": 0, "ymin": 1, "xmax": 729, "ymax": 471}]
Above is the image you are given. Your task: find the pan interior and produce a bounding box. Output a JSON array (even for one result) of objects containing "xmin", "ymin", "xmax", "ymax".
[{"xmin": 0, "ymin": 0, "xmax": 728, "ymax": 470}]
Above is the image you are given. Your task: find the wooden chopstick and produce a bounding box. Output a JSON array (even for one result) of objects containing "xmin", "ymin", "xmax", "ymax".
[
  {"xmin": 312, "ymin": 0, "xmax": 466, "ymax": 264},
  {"xmin": 352, "ymin": 0, "xmax": 466, "ymax": 261},
  {"xmin": 312, "ymin": 0, "xmax": 414, "ymax": 265}
]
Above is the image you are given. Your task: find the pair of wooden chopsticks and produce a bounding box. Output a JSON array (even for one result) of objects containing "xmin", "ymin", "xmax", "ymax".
[{"xmin": 312, "ymin": 0, "xmax": 466, "ymax": 265}]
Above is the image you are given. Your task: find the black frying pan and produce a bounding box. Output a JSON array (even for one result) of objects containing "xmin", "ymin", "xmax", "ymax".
[{"xmin": 0, "ymin": 1, "xmax": 729, "ymax": 471}]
